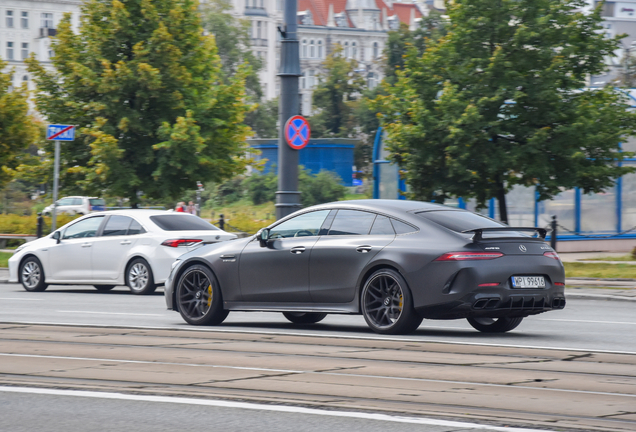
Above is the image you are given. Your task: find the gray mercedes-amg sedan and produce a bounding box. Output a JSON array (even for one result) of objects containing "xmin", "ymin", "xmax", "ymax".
[{"xmin": 164, "ymin": 199, "xmax": 566, "ymax": 334}]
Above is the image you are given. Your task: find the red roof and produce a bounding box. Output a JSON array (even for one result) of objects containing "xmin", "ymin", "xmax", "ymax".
[{"xmin": 297, "ymin": 0, "xmax": 421, "ymax": 28}]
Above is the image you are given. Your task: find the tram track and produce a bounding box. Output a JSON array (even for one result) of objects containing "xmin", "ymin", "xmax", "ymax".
[{"xmin": 0, "ymin": 323, "xmax": 635, "ymax": 431}]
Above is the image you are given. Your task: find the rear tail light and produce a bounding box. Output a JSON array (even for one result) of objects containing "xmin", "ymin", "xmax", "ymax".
[
  {"xmin": 478, "ymin": 282, "xmax": 500, "ymax": 287},
  {"xmin": 435, "ymin": 252, "xmax": 504, "ymax": 261},
  {"xmin": 544, "ymin": 251, "xmax": 560, "ymax": 260},
  {"xmin": 554, "ymin": 282, "xmax": 565, "ymax": 286},
  {"xmin": 161, "ymin": 239, "xmax": 203, "ymax": 247}
]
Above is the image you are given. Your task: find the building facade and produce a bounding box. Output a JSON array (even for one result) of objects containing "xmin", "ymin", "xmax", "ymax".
[{"xmin": 0, "ymin": 0, "xmax": 81, "ymax": 91}]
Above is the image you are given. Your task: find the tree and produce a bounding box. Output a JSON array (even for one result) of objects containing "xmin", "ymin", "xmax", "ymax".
[
  {"xmin": 26, "ymin": 0, "xmax": 251, "ymax": 206},
  {"xmin": 310, "ymin": 45, "xmax": 365, "ymax": 138},
  {"xmin": 377, "ymin": 0, "xmax": 636, "ymax": 223},
  {"xmin": 244, "ymin": 98, "xmax": 279, "ymax": 138},
  {"xmin": 0, "ymin": 59, "xmax": 40, "ymax": 191}
]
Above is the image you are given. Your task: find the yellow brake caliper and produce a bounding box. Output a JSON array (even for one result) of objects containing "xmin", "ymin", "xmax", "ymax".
[
  {"xmin": 207, "ymin": 285, "xmax": 212, "ymax": 307},
  {"xmin": 398, "ymin": 295, "xmax": 403, "ymax": 311}
]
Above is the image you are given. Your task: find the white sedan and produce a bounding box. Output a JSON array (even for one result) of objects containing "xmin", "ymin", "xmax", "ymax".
[{"xmin": 9, "ymin": 210, "xmax": 237, "ymax": 294}]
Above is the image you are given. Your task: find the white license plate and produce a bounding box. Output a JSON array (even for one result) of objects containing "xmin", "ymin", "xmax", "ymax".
[{"xmin": 511, "ymin": 276, "xmax": 545, "ymax": 288}]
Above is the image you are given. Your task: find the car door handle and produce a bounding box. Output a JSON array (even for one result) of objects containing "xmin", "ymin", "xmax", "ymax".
[
  {"xmin": 120, "ymin": 240, "xmax": 131, "ymax": 245},
  {"xmin": 290, "ymin": 246, "xmax": 306, "ymax": 254},
  {"xmin": 356, "ymin": 245, "xmax": 372, "ymax": 253},
  {"xmin": 81, "ymin": 243, "xmax": 92, "ymax": 248}
]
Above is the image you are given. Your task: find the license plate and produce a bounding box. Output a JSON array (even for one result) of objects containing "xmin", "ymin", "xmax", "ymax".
[{"xmin": 511, "ymin": 276, "xmax": 545, "ymax": 288}]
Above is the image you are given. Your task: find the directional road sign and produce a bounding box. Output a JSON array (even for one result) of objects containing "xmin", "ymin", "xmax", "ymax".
[
  {"xmin": 284, "ymin": 115, "xmax": 310, "ymax": 150},
  {"xmin": 46, "ymin": 124, "xmax": 76, "ymax": 141}
]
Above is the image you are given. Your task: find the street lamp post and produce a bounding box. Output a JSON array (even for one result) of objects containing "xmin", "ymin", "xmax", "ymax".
[{"xmin": 275, "ymin": 0, "xmax": 302, "ymax": 220}]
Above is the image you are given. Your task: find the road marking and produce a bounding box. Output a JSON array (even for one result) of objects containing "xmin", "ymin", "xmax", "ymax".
[
  {"xmin": 0, "ymin": 386, "xmax": 560, "ymax": 432},
  {"xmin": 2, "ymin": 320, "xmax": 636, "ymax": 356},
  {"xmin": 1, "ymin": 353, "xmax": 634, "ymax": 398},
  {"xmin": 56, "ymin": 311, "xmax": 164, "ymax": 317},
  {"xmin": 541, "ymin": 318, "xmax": 636, "ymax": 325},
  {"xmin": 0, "ymin": 298, "xmax": 44, "ymax": 301}
]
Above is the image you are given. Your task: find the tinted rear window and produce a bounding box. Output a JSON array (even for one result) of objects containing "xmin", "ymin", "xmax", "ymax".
[
  {"xmin": 150, "ymin": 214, "xmax": 219, "ymax": 231},
  {"xmin": 417, "ymin": 210, "xmax": 505, "ymax": 232}
]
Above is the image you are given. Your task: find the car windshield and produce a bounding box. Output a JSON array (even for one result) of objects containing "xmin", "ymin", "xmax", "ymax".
[
  {"xmin": 417, "ymin": 210, "xmax": 506, "ymax": 232},
  {"xmin": 150, "ymin": 214, "xmax": 220, "ymax": 231}
]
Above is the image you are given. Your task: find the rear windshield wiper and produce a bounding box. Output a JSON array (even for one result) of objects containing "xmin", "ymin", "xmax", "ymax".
[{"xmin": 462, "ymin": 227, "xmax": 547, "ymax": 242}]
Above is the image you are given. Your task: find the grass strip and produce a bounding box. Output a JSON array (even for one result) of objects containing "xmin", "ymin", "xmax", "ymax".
[
  {"xmin": 0, "ymin": 251, "xmax": 13, "ymax": 268},
  {"xmin": 564, "ymin": 262, "xmax": 636, "ymax": 279}
]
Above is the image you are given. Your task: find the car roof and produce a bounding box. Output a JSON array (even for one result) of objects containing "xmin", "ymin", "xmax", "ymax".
[
  {"xmin": 310, "ymin": 199, "xmax": 461, "ymax": 214},
  {"xmin": 88, "ymin": 209, "xmax": 174, "ymax": 218}
]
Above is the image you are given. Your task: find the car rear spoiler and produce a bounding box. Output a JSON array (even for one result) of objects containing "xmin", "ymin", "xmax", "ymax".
[{"xmin": 462, "ymin": 227, "xmax": 547, "ymax": 242}]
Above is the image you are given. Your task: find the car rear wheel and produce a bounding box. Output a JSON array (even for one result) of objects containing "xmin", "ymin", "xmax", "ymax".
[
  {"xmin": 282, "ymin": 312, "xmax": 327, "ymax": 324},
  {"xmin": 94, "ymin": 285, "xmax": 115, "ymax": 291},
  {"xmin": 467, "ymin": 316, "xmax": 523, "ymax": 333},
  {"xmin": 125, "ymin": 258, "xmax": 156, "ymax": 295},
  {"xmin": 20, "ymin": 257, "xmax": 48, "ymax": 292},
  {"xmin": 176, "ymin": 264, "xmax": 229, "ymax": 326},
  {"xmin": 361, "ymin": 269, "xmax": 422, "ymax": 335}
]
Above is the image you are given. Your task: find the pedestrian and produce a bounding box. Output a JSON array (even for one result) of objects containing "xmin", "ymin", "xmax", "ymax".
[
  {"xmin": 186, "ymin": 201, "xmax": 196, "ymax": 214},
  {"xmin": 175, "ymin": 202, "xmax": 186, "ymax": 212}
]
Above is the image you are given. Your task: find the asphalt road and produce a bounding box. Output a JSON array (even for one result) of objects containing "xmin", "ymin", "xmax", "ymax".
[
  {"xmin": 1, "ymin": 282, "xmax": 635, "ymax": 432},
  {"xmin": 0, "ymin": 283, "xmax": 634, "ymax": 353}
]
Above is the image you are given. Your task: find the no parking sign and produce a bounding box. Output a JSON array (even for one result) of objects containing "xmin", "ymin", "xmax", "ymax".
[{"xmin": 284, "ymin": 115, "xmax": 311, "ymax": 150}]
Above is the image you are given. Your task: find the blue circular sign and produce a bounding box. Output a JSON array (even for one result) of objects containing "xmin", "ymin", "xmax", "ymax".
[{"xmin": 284, "ymin": 115, "xmax": 311, "ymax": 150}]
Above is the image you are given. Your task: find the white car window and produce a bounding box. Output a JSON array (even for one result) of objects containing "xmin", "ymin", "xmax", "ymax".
[
  {"xmin": 102, "ymin": 215, "xmax": 133, "ymax": 237},
  {"xmin": 57, "ymin": 198, "xmax": 72, "ymax": 206},
  {"xmin": 62, "ymin": 216, "xmax": 104, "ymax": 239}
]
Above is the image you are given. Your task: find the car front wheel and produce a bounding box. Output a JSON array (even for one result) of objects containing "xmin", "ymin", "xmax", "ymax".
[
  {"xmin": 125, "ymin": 258, "xmax": 156, "ymax": 295},
  {"xmin": 176, "ymin": 264, "xmax": 228, "ymax": 325},
  {"xmin": 467, "ymin": 316, "xmax": 523, "ymax": 333},
  {"xmin": 20, "ymin": 257, "xmax": 48, "ymax": 292},
  {"xmin": 283, "ymin": 312, "xmax": 327, "ymax": 324},
  {"xmin": 361, "ymin": 269, "xmax": 422, "ymax": 335}
]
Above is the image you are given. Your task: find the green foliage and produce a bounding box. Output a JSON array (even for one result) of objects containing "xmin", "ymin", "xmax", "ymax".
[
  {"xmin": 244, "ymin": 170, "xmax": 277, "ymax": 205},
  {"xmin": 244, "ymin": 98, "xmax": 279, "ymax": 138},
  {"xmin": 0, "ymin": 213, "xmax": 78, "ymax": 235},
  {"xmin": 0, "ymin": 59, "xmax": 40, "ymax": 190},
  {"xmin": 310, "ymin": 45, "xmax": 365, "ymax": 138},
  {"xmin": 299, "ymin": 170, "xmax": 347, "ymax": 207},
  {"xmin": 378, "ymin": 0, "xmax": 636, "ymax": 222},
  {"xmin": 25, "ymin": 0, "xmax": 251, "ymax": 206}
]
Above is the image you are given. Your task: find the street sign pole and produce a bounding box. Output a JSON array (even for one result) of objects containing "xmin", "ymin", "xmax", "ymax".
[
  {"xmin": 52, "ymin": 140, "xmax": 60, "ymax": 231},
  {"xmin": 46, "ymin": 124, "xmax": 75, "ymax": 232},
  {"xmin": 276, "ymin": 0, "xmax": 302, "ymax": 220}
]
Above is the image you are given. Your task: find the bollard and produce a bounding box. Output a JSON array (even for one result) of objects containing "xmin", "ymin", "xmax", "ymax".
[
  {"xmin": 36, "ymin": 213, "xmax": 44, "ymax": 238},
  {"xmin": 550, "ymin": 215, "xmax": 557, "ymax": 251},
  {"xmin": 218, "ymin": 214, "xmax": 225, "ymax": 231}
]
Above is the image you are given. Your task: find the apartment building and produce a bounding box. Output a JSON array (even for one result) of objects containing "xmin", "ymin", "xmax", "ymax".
[{"xmin": 0, "ymin": 0, "xmax": 81, "ymax": 90}]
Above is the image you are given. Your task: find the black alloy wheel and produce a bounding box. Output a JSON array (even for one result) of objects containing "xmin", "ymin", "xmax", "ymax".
[
  {"xmin": 20, "ymin": 257, "xmax": 48, "ymax": 292},
  {"xmin": 176, "ymin": 264, "xmax": 229, "ymax": 326},
  {"xmin": 125, "ymin": 258, "xmax": 156, "ymax": 295},
  {"xmin": 94, "ymin": 285, "xmax": 115, "ymax": 292},
  {"xmin": 282, "ymin": 312, "xmax": 327, "ymax": 324},
  {"xmin": 361, "ymin": 269, "xmax": 422, "ymax": 335},
  {"xmin": 467, "ymin": 316, "xmax": 523, "ymax": 333}
]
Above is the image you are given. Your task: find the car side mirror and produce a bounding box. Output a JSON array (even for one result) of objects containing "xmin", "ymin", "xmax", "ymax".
[
  {"xmin": 52, "ymin": 231, "xmax": 61, "ymax": 244},
  {"xmin": 259, "ymin": 228, "xmax": 270, "ymax": 247}
]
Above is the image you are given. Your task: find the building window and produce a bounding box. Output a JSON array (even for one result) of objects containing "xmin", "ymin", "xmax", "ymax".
[
  {"xmin": 21, "ymin": 11, "xmax": 28, "ymax": 29},
  {"xmin": 22, "ymin": 75, "xmax": 29, "ymax": 83},
  {"xmin": 344, "ymin": 41, "xmax": 349, "ymax": 58},
  {"xmin": 263, "ymin": 21, "xmax": 267, "ymax": 40},
  {"xmin": 21, "ymin": 43, "xmax": 28, "ymax": 60},
  {"xmin": 6, "ymin": 10, "xmax": 14, "ymax": 28},
  {"xmin": 373, "ymin": 42, "xmax": 379, "ymax": 58},
  {"xmin": 352, "ymin": 41, "xmax": 357, "ymax": 60},
  {"xmin": 367, "ymin": 72, "xmax": 377, "ymax": 89},
  {"xmin": 260, "ymin": 0, "xmax": 264, "ymax": 7},
  {"xmin": 301, "ymin": 71, "xmax": 306, "ymax": 89},
  {"xmin": 41, "ymin": 13, "xmax": 53, "ymax": 28},
  {"xmin": 257, "ymin": 21, "xmax": 262, "ymax": 38},
  {"xmin": 310, "ymin": 40, "xmax": 315, "ymax": 58},
  {"xmin": 301, "ymin": 39, "xmax": 308, "ymax": 58},
  {"xmin": 277, "ymin": 0, "xmax": 283, "ymax": 11},
  {"xmin": 308, "ymin": 69, "xmax": 315, "ymax": 88},
  {"xmin": 318, "ymin": 40, "xmax": 323, "ymax": 58},
  {"xmin": 6, "ymin": 42, "xmax": 14, "ymax": 60}
]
